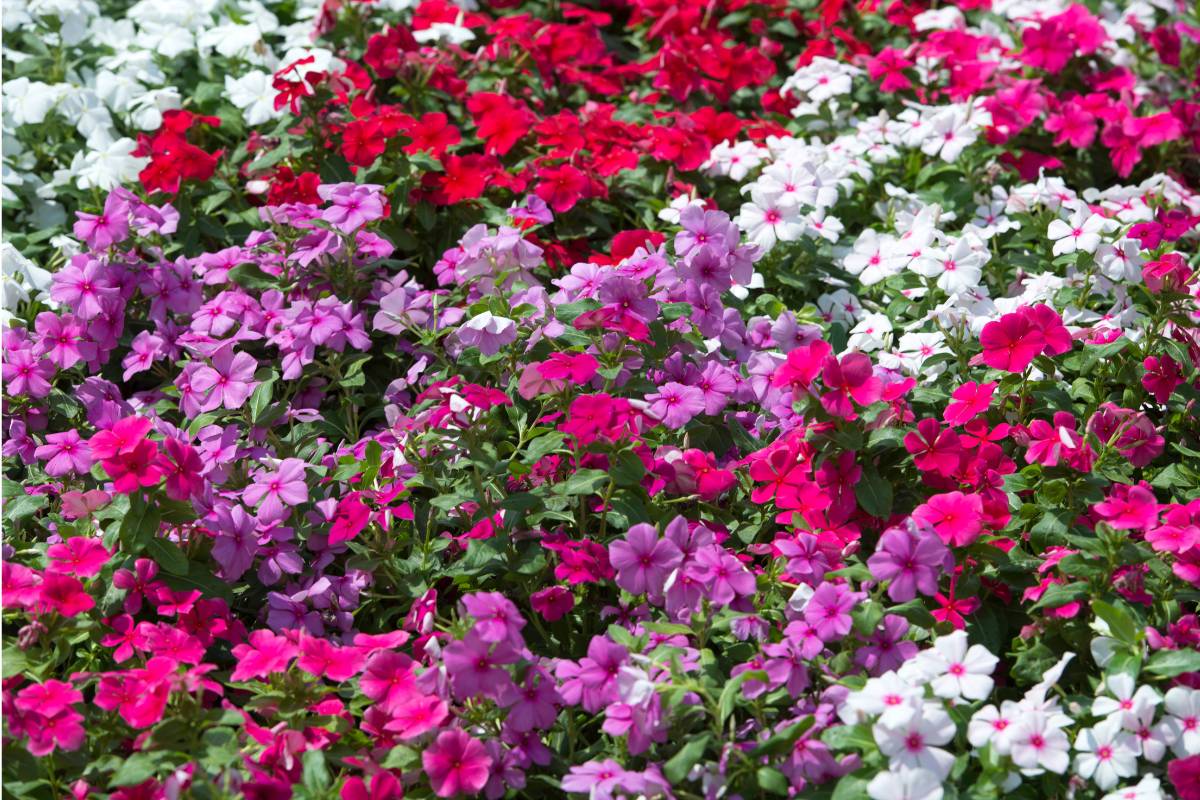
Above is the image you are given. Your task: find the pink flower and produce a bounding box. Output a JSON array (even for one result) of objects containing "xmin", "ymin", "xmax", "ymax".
[
  {"xmin": 867, "ymin": 523, "xmax": 952, "ymax": 602},
  {"xmin": 360, "ymin": 651, "xmax": 417, "ymax": 708},
  {"xmin": 190, "ymin": 345, "xmax": 259, "ymax": 412},
  {"xmin": 38, "ymin": 572, "xmax": 95, "ymax": 617},
  {"xmin": 157, "ymin": 438, "xmax": 205, "ymax": 501},
  {"xmin": 645, "ymin": 382, "xmax": 705, "ymax": 430},
  {"xmin": 1095, "ymin": 482, "xmax": 1159, "ymax": 531},
  {"xmin": 230, "ymin": 629, "xmax": 298, "ymax": 682},
  {"xmin": 243, "ymin": 458, "xmax": 309, "ymax": 521},
  {"xmin": 442, "ymin": 630, "xmax": 519, "ymax": 700},
  {"xmin": 422, "ymin": 729, "xmax": 493, "ymax": 797},
  {"xmin": 297, "ymin": 634, "xmax": 366, "ymax": 681},
  {"xmin": 2, "ymin": 349, "xmax": 56, "ymax": 398},
  {"xmin": 979, "ymin": 311, "xmax": 1045, "ymax": 373},
  {"xmin": 90, "ymin": 416, "xmax": 163, "ymax": 495},
  {"xmin": 538, "ymin": 352, "xmax": 598, "ymax": 383},
  {"xmin": 461, "ymin": 591, "xmax": 526, "ymax": 645},
  {"xmin": 820, "ymin": 352, "xmax": 881, "ymax": 420},
  {"xmin": 690, "ymin": 545, "xmax": 756, "ymax": 607},
  {"xmin": 608, "ymin": 523, "xmax": 682, "ymax": 598},
  {"xmin": 385, "ymin": 694, "xmax": 449, "ymax": 740},
  {"xmin": 34, "ymin": 430, "xmax": 93, "ymax": 476},
  {"xmin": 943, "ymin": 381, "xmax": 996, "ymax": 426},
  {"xmin": 772, "ymin": 339, "xmax": 833, "ymax": 391},
  {"xmin": 34, "ymin": 312, "xmax": 96, "ymax": 369},
  {"xmin": 46, "ymin": 537, "xmax": 111, "ymax": 578},
  {"xmin": 530, "ymin": 586, "xmax": 574, "ymax": 622},
  {"xmin": 912, "ymin": 491, "xmax": 985, "ymax": 547}
]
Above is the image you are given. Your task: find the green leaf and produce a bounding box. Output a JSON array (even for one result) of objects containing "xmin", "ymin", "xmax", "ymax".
[
  {"xmin": 3, "ymin": 492, "xmax": 46, "ymax": 521},
  {"xmin": 301, "ymin": 749, "xmax": 330, "ymax": 795},
  {"xmin": 1092, "ymin": 600, "xmax": 1137, "ymax": 645},
  {"xmin": 555, "ymin": 469, "xmax": 609, "ymax": 496},
  {"xmin": 145, "ymin": 537, "xmax": 190, "ymax": 576},
  {"xmin": 756, "ymin": 767, "xmax": 789, "ymax": 795},
  {"xmin": 228, "ymin": 263, "xmax": 277, "ymax": 290},
  {"xmin": 750, "ymin": 717, "xmax": 815, "ymax": 757},
  {"xmin": 611, "ymin": 450, "xmax": 645, "ymax": 487},
  {"xmin": 110, "ymin": 753, "xmax": 161, "ymax": 787},
  {"xmin": 663, "ymin": 734, "xmax": 710, "ymax": 783},
  {"xmin": 854, "ymin": 466, "xmax": 892, "ymax": 518},
  {"xmin": 249, "ymin": 377, "xmax": 277, "ymax": 424},
  {"xmin": 718, "ymin": 669, "xmax": 766, "ymax": 725},
  {"xmin": 119, "ymin": 495, "xmax": 161, "ymax": 554},
  {"xmin": 1030, "ymin": 581, "xmax": 1088, "ymax": 611},
  {"xmin": 1145, "ymin": 649, "xmax": 1200, "ymax": 678}
]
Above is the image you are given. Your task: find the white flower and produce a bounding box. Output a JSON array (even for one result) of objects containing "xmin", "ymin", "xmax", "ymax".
[
  {"xmin": 919, "ymin": 107, "xmax": 978, "ymax": 163},
  {"xmin": 225, "ymin": 71, "xmax": 281, "ymax": 126},
  {"xmin": 874, "ymin": 702, "xmax": 956, "ymax": 780},
  {"xmin": 783, "ymin": 57, "xmax": 859, "ymax": 105},
  {"xmin": 911, "ymin": 630, "xmax": 999, "ymax": 701},
  {"xmin": 847, "ymin": 313, "xmax": 893, "ymax": 351},
  {"xmin": 658, "ymin": 193, "xmax": 703, "ymax": 225},
  {"xmin": 1101, "ymin": 774, "xmax": 1164, "ymax": 800},
  {"xmin": 816, "ymin": 289, "xmax": 861, "ymax": 326},
  {"xmin": 1047, "ymin": 209, "xmax": 1108, "ymax": 255},
  {"xmin": 734, "ymin": 188, "xmax": 804, "ymax": 251},
  {"xmin": 413, "ymin": 22, "xmax": 476, "ymax": 45},
  {"xmin": 3, "ymin": 77, "xmax": 63, "ymax": 126},
  {"xmin": 934, "ymin": 237, "xmax": 988, "ymax": 294},
  {"xmin": 968, "ymin": 701, "xmax": 1021, "ymax": 755},
  {"xmin": 1164, "ymin": 686, "xmax": 1200, "ymax": 755},
  {"xmin": 1008, "ymin": 711, "xmax": 1071, "ymax": 773},
  {"xmin": 867, "ymin": 766, "xmax": 943, "ymax": 800},
  {"xmin": 1074, "ymin": 718, "xmax": 1139, "ymax": 790},
  {"xmin": 704, "ymin": 140, "xmax": 765, "ymax": 182},
  {"xmin": 1125, "ymin": 702, "xmax": 1176, "ymax": 763},
  {"xmin": 1095, "ymin": 239, "xmax": 1143, "ymax": 282},
  {"xmin": 896, "ymin": 332, "xmax": 951, "ymax": 377},
  {"xmin": 757, "ymin": 160, "xmax": 838, "ymax": 209},
  {"xmin": 842, "ymin": 671, "xmax": 924, "ymax": 729},
  {"xmin": 805, "ymin": 209, "xmax": 843, "ymax": 243},
  {"xmin": 71, "ymin": 138, "xmax": 148, "ymax": 191},
  {"xmin": 1092, "ymin": 673, "xmax": 1161, "ymax": 730},
  {"xmin": 843, "ymin": 230, "xmax": 901, "ymax": 285}
]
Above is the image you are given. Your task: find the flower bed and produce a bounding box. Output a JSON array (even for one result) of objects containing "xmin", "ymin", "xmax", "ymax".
[{"xmin": 3, "ymin": 1, "xmax": 1200, "ymax": 799}]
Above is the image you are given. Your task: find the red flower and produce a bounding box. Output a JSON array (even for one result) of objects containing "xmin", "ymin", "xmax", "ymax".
[
  {"xmin": 434, "ymin": 155, "xmax": 499, "ymax": 205},
  {"xmin": 534, "ymin": 163, "xmax": 589, "ymax": 213},
  {"xmin": 467, "ymin": 92, "xmax": 534, "ymax": 156},
  {"xmin": 405, "ymin": 112, "xmax": 460, "ymax": 158}
]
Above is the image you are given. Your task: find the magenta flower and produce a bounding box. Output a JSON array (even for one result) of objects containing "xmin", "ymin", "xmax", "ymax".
[
  {"xmin": 645, "ymin": 382, "xmax": 706, "ymax": 430},
  {"xmin": 360, "ymin": 650, "xmax": 417, "ymax": 708},
  {"xmin": 442, "ymin": 630, "xmax": 518, "ymax": 700},
  {"xmin": 803, "ymin": 581, "xmax": 861, "ymax": 641},
  {"xmin": 2, "ymin": 349, "xmax": 55, "ymax": 398},
  {"xmin": 190, "ymin": 345, "xmax": 259, "ymax": 412},
  {"xmin": 72, "ymin": 193, "xmax": 129, "ymax": 250},
  {"xmin": 461, "ymin": 591, "xmax": 526, "ymax": 645},
  {"xmin": 34, "ymin": 312, "xmax": 95, "ymax": 369},
  {"xmin": 157, "ymin": 438, "xmax": 205, "ymax": 501},
  {"xmin": 867, "ymin": 522, "xmax": 952, "ymax": 602},
  {"xmin": 422, "ymin": 729, "xmax": 493, "ymax": 798},
  {"xmin": 608, "ymin": 523, "xmax": 682, "ymax": 598},
  {"xmin": 34, "ymin": 430, "xmax": 93, "ymax": 476},
  {"xmin": 912, "ymin": 491, "xmax": 985, "ymax": 547},
  {"xmin": 500, "ymin": 668, "xmax": 561, "ymax": 732},
  {"xmin": 243, "ymin": 458, "xmax": 309, "ymax": 521},
  {"xmin": 49, "ymin": 255, "xmax": 114, "ymax": 320}
]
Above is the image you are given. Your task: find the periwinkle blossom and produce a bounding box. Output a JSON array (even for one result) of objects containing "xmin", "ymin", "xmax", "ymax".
[
  {"xmin": 317, "ymin": 182, "xmax": 386, "ymax": 232},
  {"xmin": 243, "ymin": 458, "xmax": 309, "ymax": 522},
  {"xmin": 867, "ymin": 521, "xmax": 953, "ymax": 602},
  {"xmin": 608, "ymin": 523, "xmax": 682, "ymax": 600},
  {"xmin": 189, "ymin": 345, "xmax": 258, "ymax": 412},
  {"xmin": 457, "ymin": 312, "xmax": 517, "ymax": 356}
]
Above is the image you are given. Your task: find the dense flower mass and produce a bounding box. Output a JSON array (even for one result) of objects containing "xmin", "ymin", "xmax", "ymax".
[{"xmin": 3, "ymin": 0, "xmax": 1200, "ymax": 798}]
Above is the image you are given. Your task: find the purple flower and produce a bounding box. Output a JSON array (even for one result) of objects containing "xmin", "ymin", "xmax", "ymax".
[
  {"xmin": 674, "ymin": 206, "xmax": 735, "ymax": 258},
  {"xmin": 462, "ymin": 591, "xmax": 526, "ymax": 645},
  {"xmin": 72, "ymin": 193, "xmax": 129, "ymax": 250},
  {"xmin": 243, "ymin": 458, "xmax": 309, "ymax": 522},
  {"xmin": 561, "ymin": 760, "xmax": 627, "ymax": 797},
  {"xmin": 854, "ymin": 614, "xmax": 918, "ymax": 675},
  {"xmin": 122, "ymin": 331, "xmax": 163, "ymax": 381},
  {"xmin": 866, "ymin": 521, "xmax": 952, "ymax": 602},
  {"xmin": 678, "ymin": 245, "xmax": 733, "ymax": 290},
  {"xmin": 318, "ymin": 183, "xmax": 386, "ymax": 233},
  {"xmin": 457, "ymin": 312, "xmax": 518, "ymax": 356},
  {"xmin": 763, "ymin": 639, "xmax": 811, "ymax": 695},
  {"xmin": 608, "ymin": 523, "xmax": 682, "ymax": 599},
  {"xmin": 557, "ymin": 635, "xmax": 628, "ymax": 712},
  {"xmin": 190, "ymin": 345, "xmax": 258, "ymax": 412},
  {"xmin": 597, "ymin": 276, "xmax": 657, "ymax": 322},
  {"xmin": 499, "ymin": 668, "xmax": 560, "ymax": 732},
  {"xmin": 804, "ymin": 581, "xmax": 861, "ymax": 642},
  {"xmin": 34, "ymin": 430, "xmax": 93, "ymax": 476},
  {"xmin": 690, "ymin": 545, "xmax": 756, "ymax": 607},
  {"xmin": 210, "ymin": 503, "xmax": 259, "ymax": 581},
  {"xmin": 645, "ymin": 382, "xmax": 705, "ymax": 430},
  {"xmin": 696, "ymin": 360, "xmax": 736, "ymax": 415}
]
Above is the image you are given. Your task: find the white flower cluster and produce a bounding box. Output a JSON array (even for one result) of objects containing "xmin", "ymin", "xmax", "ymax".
[
  {"xmin": 840, "ymin": 632, "xmax": 1200, "ymax": 800},
  {"xmin": 0, "ymin": 0, "xmax": 341, "ymax": 224}
]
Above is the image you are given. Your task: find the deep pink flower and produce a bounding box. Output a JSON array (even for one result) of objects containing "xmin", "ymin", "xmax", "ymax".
[
  {"xmin": 329, "ymin": 492, "xmax": 371, "ymax": 546},
  {"xmin": 820, "ymin": 352, "xmax": 881, "ymax": 420},
  {"xmin": 385, "ymin": 694, "xmax": 449, "ymax": 741},
  {"xmin": 230, "ymin": 629, "xmax": 298, "ymax": 682},
  {"xmin": 912, "ymin": 491, "xmax": 984, "ymax": 547},
  {"xmin": 422, "ymin": 729, "xmax": 493, "ymax": 798},
  {"xmin": 943, "ymin": 381, "xmax": 996, "ymax": 426},
  {"xmin": 157, "ymin": 438, "xmax": 205, "ymax": 501},
  {"xmin": 904, "ymin": 418, "xmax": 963, "ymax": 476},
  {"xmin": 979, "ymin": 311, "xmax": 1044, "ymax": 373},
  {"xmin": 530, "ymin": 586, "xmax": 574, "ymax": 622},
  {"xmin": 46, "ymin": 537, "xmax": 111, "ymax": 578},
  {"xmin": 38, "ymin": 572, "xmax": 95, "ymax": 617},
  {"xmin": 297, "ymin": 635, "xmax": 366, "ymax": 681},
  {"xmin": 360, "ymin": 650, "xmax": 417, "ymax": 708},
  {"xmin": 1095, "ymin": 482, "xmax": 1159, "ymax": 531},
  {"xmin": 1143, "ymin": 355, "xmax": 1184, "ymax": 404}
]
